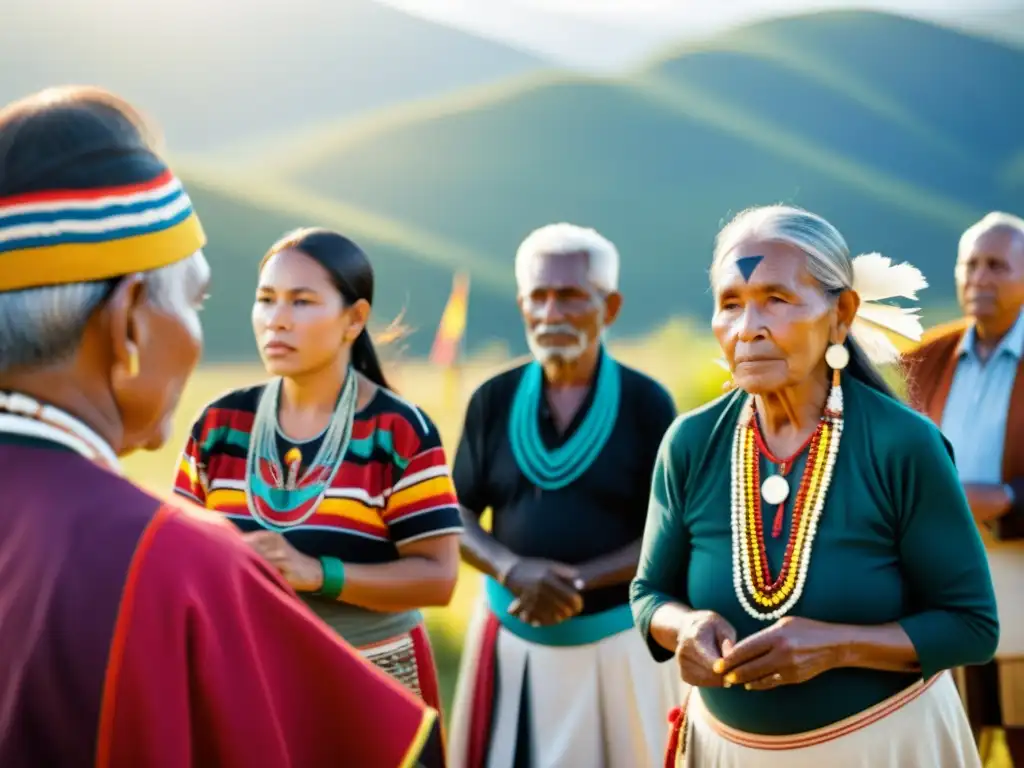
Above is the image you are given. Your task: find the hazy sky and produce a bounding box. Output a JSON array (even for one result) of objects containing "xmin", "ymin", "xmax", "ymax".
[{"xmin": 377, "ymin": 0, "xmax": 1020, "ymax": 69}]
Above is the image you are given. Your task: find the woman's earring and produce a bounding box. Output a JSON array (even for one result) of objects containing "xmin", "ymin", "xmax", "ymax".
[
  {"xmin": 825, "ymin": 342, "xmax": 848, "ymax": 391},
  {"xmin": 825, "ymin": 342, "xmax": 849, "ymax": 371}
]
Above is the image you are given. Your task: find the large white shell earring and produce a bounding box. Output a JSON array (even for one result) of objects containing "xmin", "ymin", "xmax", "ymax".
[
  {"xmin": 825, "ymin": 342, "xmax": 848, "ymax": 413},
  {"xmin": 825, "ymin": 342, "xmax": 849, "ymax": 371}
]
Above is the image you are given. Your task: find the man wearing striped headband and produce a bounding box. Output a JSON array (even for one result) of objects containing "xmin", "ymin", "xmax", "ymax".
[{"xmin": 0, "ymin": 87, "xmax": 444, "ymax": 767}]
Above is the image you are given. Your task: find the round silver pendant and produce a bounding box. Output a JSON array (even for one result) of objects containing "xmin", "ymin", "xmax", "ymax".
[{"xmin": 761, "ymin": 474, "xmax": 790, "ymax": 506}]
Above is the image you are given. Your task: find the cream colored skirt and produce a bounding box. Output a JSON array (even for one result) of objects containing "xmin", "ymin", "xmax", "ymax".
[
  {"xmin": 673, "ymin": 671, "xmax": 979, "ymax": 768},
  {"xmin": 970, "ymin": 541, "xmax": 1024, "ymax": 726},
  {"xmin": 985, "ymin": 543, "xmax": 1024, "ymax": 657},
  {"xmin": 448, "ymin": 596, "xmax": 684, "ymax": 768}
]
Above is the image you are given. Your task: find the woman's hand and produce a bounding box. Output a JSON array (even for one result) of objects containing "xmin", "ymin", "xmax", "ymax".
[
  {"xmin": 675, "ymin": 610, "xmax": 737, "ymax": 687},
  {"xmin": 715, "ymin": 616, "xmax": 844, "ymax": 691},
  {"xmin": 243, "ymin": 531, "xmax": 324, "ymax": 593}
]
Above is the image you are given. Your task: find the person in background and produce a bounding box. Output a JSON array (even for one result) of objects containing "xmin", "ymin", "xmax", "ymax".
[
  {"xmin": 448, "ymin": 223, "xmax": 681, "ymax": 767},
  {"xmin": 0, "ymin": 87, "xmax": 443, "ymax": 767},
  {"xmin": 174, "ymin": 227, "xmax": 462, "ymax": 715},
  {"xmin": 902, "ymin": 211, "xmax": 1024, "ymax": 764},
  {"xmin": 632, "ymin": 204, "xmax": 997, "ymax": 767}
]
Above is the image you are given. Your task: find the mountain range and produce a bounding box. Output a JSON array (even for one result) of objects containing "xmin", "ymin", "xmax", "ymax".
[
  {"xmin": 166, "ymin": 9, "xmax": 1021, "ymax": 361},
  {"xmin": 3, "ymin": 5, "xmax": 1017, "ymax": 361},
  {"xmin": 376, "ymin": 0, "xmax": 1024, "ymax": 71},
  {"xmin": 0, "ymin": 0, "xmax": 546, "ymax": 155}
]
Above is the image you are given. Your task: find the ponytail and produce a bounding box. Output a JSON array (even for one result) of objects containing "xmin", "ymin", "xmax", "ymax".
[
  {"xmin": 352, "ymin": 329, "xmax": 392, "ymax": 391},
  {"xmin": 844, "ymin": 336, "xmax": 900, "ymax": 400}
]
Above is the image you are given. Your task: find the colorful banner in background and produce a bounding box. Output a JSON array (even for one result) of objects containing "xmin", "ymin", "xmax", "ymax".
[{"xmin": 429, "ymin": 272, "xmax": 471, "ymax": 368}]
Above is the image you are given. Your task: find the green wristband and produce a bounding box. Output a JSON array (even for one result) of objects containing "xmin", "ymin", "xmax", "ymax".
[{"xmin": 318, "ymin": 556, "xmax": 346, "ymax": 600}]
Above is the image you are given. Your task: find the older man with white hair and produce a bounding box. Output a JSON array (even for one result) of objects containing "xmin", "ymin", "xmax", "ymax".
[{"xmin": 447, "ymin": 223, "xmax": 682, "ymax": 767}]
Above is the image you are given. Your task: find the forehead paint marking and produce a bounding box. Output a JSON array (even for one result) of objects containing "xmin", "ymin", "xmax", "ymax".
[{"xmin": 736, "ymin": 255, "xmax": 764, "ymax": 283}]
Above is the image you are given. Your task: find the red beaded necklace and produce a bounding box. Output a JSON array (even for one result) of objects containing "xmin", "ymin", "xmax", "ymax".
[{"xmin": 750, "ymin": 417, "xmax": 823, "ymax": 539}]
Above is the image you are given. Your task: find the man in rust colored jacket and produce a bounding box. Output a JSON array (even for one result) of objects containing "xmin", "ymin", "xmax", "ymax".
[{"xmin": 902, "ymin": 211, "xmax": 1024, "ymax": 762}]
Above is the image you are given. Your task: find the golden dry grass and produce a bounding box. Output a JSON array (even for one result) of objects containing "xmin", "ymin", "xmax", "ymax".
[{"xmin": 121, "ymin": 329, "xmax": 1011, "ymax": 766}]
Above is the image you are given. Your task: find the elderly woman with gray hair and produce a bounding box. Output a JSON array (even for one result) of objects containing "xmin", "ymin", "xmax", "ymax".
[{"xmin": 630, "ymin": 204, "xmax": 998, "ymax": 766}]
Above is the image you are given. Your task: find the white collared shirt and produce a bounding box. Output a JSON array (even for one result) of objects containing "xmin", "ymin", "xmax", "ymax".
[{"xmin": 940, "ymin": 310, "xmax": 1024, "ymax": 483}]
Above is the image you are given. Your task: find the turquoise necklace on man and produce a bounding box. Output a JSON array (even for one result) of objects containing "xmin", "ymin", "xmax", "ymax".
[{"xmin": 508, "ymin": 347, "xmax": 621, "ymax": 491}]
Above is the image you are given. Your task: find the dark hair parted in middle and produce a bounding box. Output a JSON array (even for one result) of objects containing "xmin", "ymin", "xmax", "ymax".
[{"xmin": 261, "ymin": 227, "xmax": 396, "ymax": 391}]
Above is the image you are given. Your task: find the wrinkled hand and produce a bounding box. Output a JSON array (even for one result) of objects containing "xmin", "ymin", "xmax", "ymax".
[
  {"xmin": 503, "ymin": 558, "xmax": 583, "ymax": 627},
  {"xmin": 715, "ymin": 616, "xmax": 843, "ymax": 691},
  {"xmin": 243, "ymin": 531, "xmax": 323, "ymax": 592},
  {"xmin": 675, "ymin": 610, "xmax": 737, "ymax": 687}
]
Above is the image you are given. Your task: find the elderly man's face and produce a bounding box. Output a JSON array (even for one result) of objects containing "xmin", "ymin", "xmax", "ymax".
[
  {"xmin": 516, "ymin": 250, "xmax": 618, "ymax": 365},
  {"xmin": 956, "ymin": 227, "xmax": 1024, "ymax": 328},
  {"xmin": 112, "ymin": 250, "xmax": 211, "ymax": 452},
  {"xmin": 713, "ymin": 240, "xmax": 842, "ymax": 395}
]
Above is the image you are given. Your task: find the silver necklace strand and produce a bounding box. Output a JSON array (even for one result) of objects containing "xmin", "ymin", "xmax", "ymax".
[{"xmin": 244, "ymin": 368, "xmax": 359, "ymax": 531}]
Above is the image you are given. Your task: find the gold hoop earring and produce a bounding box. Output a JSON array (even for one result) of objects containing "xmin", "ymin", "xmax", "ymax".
[{"xmin": 127, "ymin": 350, "xmax": 140, "ymax": 379}]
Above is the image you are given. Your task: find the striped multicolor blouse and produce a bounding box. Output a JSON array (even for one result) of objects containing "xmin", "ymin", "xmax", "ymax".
[{"xmin": 173, "ymin": 383, "xmax": 463, "ymax": 646}]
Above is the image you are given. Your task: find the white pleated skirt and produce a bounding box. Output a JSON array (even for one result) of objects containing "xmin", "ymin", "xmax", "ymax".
[
  {"xmin": 672, "ymin": 671, "xmax": 979, "ymax": 768},
  {"xmin": 449, "ymin": 596, "xmax": 684, "ymax": 768}
]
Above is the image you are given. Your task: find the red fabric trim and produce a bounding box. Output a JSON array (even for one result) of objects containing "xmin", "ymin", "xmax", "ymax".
[
  {"xmin": 409, "ymin": 624, "xmax": 446, "ymax": 760},
  {"xmin": 94, "ymin": 505, "xmax": 174, "ymax": 768},
  {"xmin": 664, "ymin": 705, "xmax": 685, "ymax": 768},
  {"xmin": 703, "ymin": 675, "xmax": 940, "ymax": 750},
  {"xmin": 409, "ymin": 624, "xmax": 443, "ymax": 713},
  {"xmin": 0, "ymin": 170, "xmax": 174, "ymax": 206},
  {"xmin": 466, "ymin": 612, "xmax": 501, "ymax": 768}
]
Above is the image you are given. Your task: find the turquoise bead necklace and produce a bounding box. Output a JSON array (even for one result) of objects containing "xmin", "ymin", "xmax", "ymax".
[
  {"xmin": 245, "ymin": 366, "xmax": 358, "ymax": 532},
  {"xmin": 508, "ymin": 348, "xmax": 621, "ymax": 491}
]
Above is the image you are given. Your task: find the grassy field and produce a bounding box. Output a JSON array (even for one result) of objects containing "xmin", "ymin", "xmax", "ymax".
[
  {"xmin": 122, "ymin": 327, "xmax": 1011, "ymax": 766},
  {"xmin": 122, "ymin": 321, "xmax": 728, "ymax": 703}
]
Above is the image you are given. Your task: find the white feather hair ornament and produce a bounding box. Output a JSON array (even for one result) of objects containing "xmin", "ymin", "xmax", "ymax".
[
  {"xmin": 711, "ymin": 252, "xmax": 928, "ymax": 372},
  {"xmin": 847, "ymin": 253, "xmax": 928, "ymax": 365}
]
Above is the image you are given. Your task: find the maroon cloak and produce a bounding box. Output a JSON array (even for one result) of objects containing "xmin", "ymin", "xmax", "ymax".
[{"xmin": 0, "ymin": 434, "xmax": 444, "ymax": 767}]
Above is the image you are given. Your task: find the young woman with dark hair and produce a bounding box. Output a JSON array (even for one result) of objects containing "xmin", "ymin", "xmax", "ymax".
[{"xmin": 174, "ymin": 228, "xmax": 463, "ymax": 715}]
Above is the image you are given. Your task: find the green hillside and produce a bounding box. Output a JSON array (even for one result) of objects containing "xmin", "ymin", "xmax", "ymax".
[
  {"xmin": 181, "ymin": 168, "xmax": 509, "ymax": 362},
  {"xmin": 0, "ymin": 0, "xmax": 546, "ymax": 154},
  {"xmin": 183, "ymin": 10, "xmax": 1024, "ymax": 361},
  {"xmin": 640, "ymin": 11, "xmax": 1024, "ymax": 180}
]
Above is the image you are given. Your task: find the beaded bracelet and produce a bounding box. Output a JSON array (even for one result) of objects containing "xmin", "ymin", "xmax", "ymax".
[{"xmin": 317, "ymin": 556, "xmax": 346, "ymax": 600}]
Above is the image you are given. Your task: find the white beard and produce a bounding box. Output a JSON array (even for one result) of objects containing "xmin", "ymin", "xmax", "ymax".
[{"xmin": 526, "ymin": 323, "xmax": 589, "ymax": 363}]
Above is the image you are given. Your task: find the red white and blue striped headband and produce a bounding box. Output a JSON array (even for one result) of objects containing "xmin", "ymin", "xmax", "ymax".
[{"xmin": 0, "ymin": 170, "xmax": 207, "ymax": 292}]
